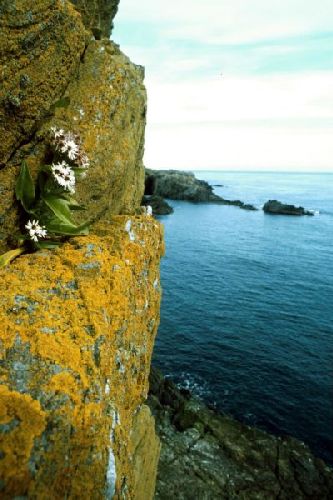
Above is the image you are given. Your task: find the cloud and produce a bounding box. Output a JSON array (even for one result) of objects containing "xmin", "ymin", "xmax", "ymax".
[
  {"xmin": 145, "ymin": 122, "xmax": 333, "ymax": 170},
  {"xmin": 144, "ymin": 73, "xmax": 333, "ymax": 170},
  {"xmin": 147, "ymin": 73, "xmax": 333, "ymax": 124},
  {"xmin": 113, "ymin": 0, "xmax": 333, "ymax": 170},
  {"xmin": 115, "ymin": 0, "xmax": 333, "ymax": 44}
]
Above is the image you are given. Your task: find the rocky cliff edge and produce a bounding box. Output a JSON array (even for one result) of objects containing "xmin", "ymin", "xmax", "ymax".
[{"xmin": 0, "ymin": 1, "xmax": 162, "ymax": 498}]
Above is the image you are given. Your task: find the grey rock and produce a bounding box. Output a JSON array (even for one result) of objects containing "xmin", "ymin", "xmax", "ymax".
[
  {"xmin": 145, "ymin": 169, "xmax": 257, "ymax": 211},
  {"xmin": 148, "ymin": 367, "xmax": 333, "ymax": 499},
  {"xmin": 263, "ymin": 200, "xmax": 314, "ymax": 216},
  {"xmin": 142, "ymin": 195, "xmax": 174, "ymax": 216}
]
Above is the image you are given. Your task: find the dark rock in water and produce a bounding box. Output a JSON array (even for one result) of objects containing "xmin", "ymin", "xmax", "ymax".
[
  {"xmin": 216, "ymin": 198, "xmax": 257, "ymax": 211},
  {"xmin": 145, "ymin": 169, "xmax": 217, "ymax": 202},
  {"xmin": 148, "ymin": 367, "xmax": 333, "ymax": 499},
  {"xmin": 212, "ymin": 184, "xmax": 224, "ymax": 187},
  {"xmin": 142, "ymin": 195, "xmax": 174, "ymax": 216},
  {"xmin": 263, "ymin": 200, "xmax": 314, "ymax": 216},
  {"xmin": 145, "ymin": 169, "xmax": 257, "ymax": 211}
]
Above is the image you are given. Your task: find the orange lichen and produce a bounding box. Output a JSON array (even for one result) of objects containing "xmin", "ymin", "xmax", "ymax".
[
  {"xmin": 0, "ymin": 386, "xmax": 47, "ymax": 495},
  {"xmin": 0, "ymin": 216, "xmax": 163, "ymax": 498}
]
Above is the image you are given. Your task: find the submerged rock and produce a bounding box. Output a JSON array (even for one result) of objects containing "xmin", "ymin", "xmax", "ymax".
[
  {"xmin": 148, "ymin": 367, "xmax": 333, "ymax": 499},
  {"xmin": 142, "ymin": 195, "xmax": 174, "ymax": 216},
  {"xmin": 263, "ymin": 200, "xmax": 314, "ymax": 216},
  {"xmin": 145, "ymin": 169, "xmax": 257, "ymax": 212}
]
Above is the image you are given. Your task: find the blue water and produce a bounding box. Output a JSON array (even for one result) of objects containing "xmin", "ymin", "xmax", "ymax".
[{"xmin": 153, "ymin": 171, "xmax": 333, "ymax": 464}]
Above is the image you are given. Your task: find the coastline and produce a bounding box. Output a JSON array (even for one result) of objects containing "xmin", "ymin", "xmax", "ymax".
[{"xmin": 148, "ymin": 367, "xmax": 333, "ymax": 498}]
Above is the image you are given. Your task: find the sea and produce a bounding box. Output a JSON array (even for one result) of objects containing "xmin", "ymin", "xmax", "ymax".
[{"xmin": 153, "ymin": 171, "xmax": 333, "ymax": 465}]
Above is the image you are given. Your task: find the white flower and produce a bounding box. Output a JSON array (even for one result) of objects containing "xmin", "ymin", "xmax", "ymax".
[
  {"xmin": 25, "ymin": 220, "xmax": 47, "ymax": 242},
  {"xmin": 146, "ymin": 205, "xmax": 153, "ymax": 216},
  {"xmin": 61, "ymin": 138, "xmax": 79, "ymax": 160},
  {"xmin": 57, "ymin": 132, "xmax": 80, "ymax": 161},
  {"xmin": 51, "ymin": 127, "xmax": 64, "ymax": 139},
  {"xmin": 51, "ymin": 161, "xmax": 75, "ymax": 193}
]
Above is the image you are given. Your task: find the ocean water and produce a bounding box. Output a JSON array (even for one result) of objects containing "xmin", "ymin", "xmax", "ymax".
[{"xmin": 153, "ymin": 171, "xmax": 333, "ymax": 464}]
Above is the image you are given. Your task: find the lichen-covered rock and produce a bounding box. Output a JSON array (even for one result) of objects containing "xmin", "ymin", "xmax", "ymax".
[
  {"xmin": 0, "ymin": 0, "xmax": 87, "ymax": 166},
  {"xmin": 70, "ymin": 0, "xmax": 120, "ymax": 38},
  {"xmin": 0, "ymin": 216, "xmax": 163, "ymax": 498},
  {"xmin": 131, "ymin": 405, "xmax": 161, "ymax": 500},
  {"xmin": 0, "ymin": 38, "xmax": 147, "ymax": 254},
  {"xmin": 52, "ymin": 39, "xmax": 147, "ymax": 223}
]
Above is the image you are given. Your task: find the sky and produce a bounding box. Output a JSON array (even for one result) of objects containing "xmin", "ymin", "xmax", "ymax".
[{"xmin": 113, "ymin": 0, "xmax": 333, "ymax": 171}]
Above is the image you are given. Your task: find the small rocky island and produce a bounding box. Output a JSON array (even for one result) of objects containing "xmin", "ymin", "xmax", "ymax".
[
  {"xmin": 148, "ymin": 367, "xmax": 333, "ymax": 499},
  {"xmin": 144, "ymin": 169, "xmax": 257, "ymax": 214},
  {"xmin": 264, "ymin": 200, "xmax": 314, "ymax": 216}
]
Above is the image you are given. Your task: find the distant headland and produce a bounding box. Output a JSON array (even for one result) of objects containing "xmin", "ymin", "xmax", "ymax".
[{"xmin": 143, "ymin": 169, "xmax": 315, "ymax": 217}]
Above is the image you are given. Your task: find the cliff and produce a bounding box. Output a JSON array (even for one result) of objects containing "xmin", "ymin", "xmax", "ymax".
[{"xmin": 0, "ymin": 1, "xmax": 162, "ymax": 498}]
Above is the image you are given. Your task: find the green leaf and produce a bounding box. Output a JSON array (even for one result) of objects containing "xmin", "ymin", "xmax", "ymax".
[
  {"xmin": 0, "ymin": 247, "xmax": 25, "ymax": 268},
  {"xmin": 46, "ymin": 221, "xmax": 90, "ymax": 236},
  {"xmin": 15, "ymin": 161, "xmax": 35, "ymax": 212},
  {"xmin": 54, "ymin": 96, "xmax": 70, "ymax": 108},
  {"xmin": 67, "ymin": 198, "xmax": 87, "ymax": 211},
  {"xmin": 41, "ymin": 193, "xmax": 75, "ymax": 225},
  {"xmin": 36, "ymin": 241, "xmax": 61, "ymax": 249}
]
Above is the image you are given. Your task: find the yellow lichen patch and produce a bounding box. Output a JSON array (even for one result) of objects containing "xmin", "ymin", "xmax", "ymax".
[
  {"xmin": 46, "ymin": 371, "xmax": 81, "ymax": 406},
  {"xmin": 0, "ymin": 385, "xmax": 46, "ymax": 495},
  {"xmin": 0, "ymin": 216, "xmax": 163, "ymax": 498}
]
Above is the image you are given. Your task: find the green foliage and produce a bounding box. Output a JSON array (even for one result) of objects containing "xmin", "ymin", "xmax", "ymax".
[
  {"xmin": 15, "ymin": 161, "xmax": 35, "ymax": 212},
  {"xmin": 0, "ymin": 128, "xmax": 91, "ymax": 267},
  {"xmin": 15, "ymin": 161, "xmax": 90, "ymax": 242}
]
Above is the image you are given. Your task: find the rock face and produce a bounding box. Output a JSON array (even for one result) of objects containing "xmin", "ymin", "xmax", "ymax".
[
  {"xmin": 0, "ymin": 1, "xmax": 162, "ymax": 498},
  {"xmin": 70, "ymin": 0, "xmax": 120, "ymax": 38},
  {"xmin": 145, "ymin": 169, "xmax": 257, "ymax": 211},
  {"xmin": 263, "ymin": 200, "xmax": 314, "ymax": 216},
  {"xmin": 0, "ymin": 6, "xmax": 146, "ymax": 254},
  {"xmin": 148, "ymin": 368, "xmax": 333, "ymax": 499},
  {"xmin": 0, "ymin": 0, "xmax": 87, "ymax": 167},
  {"xmin": 0, "ymin": 217, "xmax": 164, "ymax": 498}
]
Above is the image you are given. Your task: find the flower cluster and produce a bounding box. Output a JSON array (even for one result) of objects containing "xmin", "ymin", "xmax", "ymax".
[
  {"xmin": 51, "ymin": 161, "xmax": 75, "ymax": 193},
  {"xmin": 25, "ymin": 220, "xmax": 47, "ymax": 242},
  {"xmin": 0, "ymin": 127, "xmax": 91, "ymax": 267},
  {"xmin": 48, "ymin": 127, "xmax": 90, "ymax": 197},
  {"xmin": 50, "ymin": 127, "xmax": 90, "ymax": 168}
]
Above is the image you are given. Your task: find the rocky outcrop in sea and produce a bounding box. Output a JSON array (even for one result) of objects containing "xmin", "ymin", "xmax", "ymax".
[
  {"xmin": 145, "ymin": 169, "xmax": 257, "ymax": 212},
  {"xmin": 142, "ymin": 195, "xmax": 174, "ymax": 215},
  {"xmin": 263, "ymin": 200, "xmax": 314, "ymax": 216},
  {"xmin": 148, "ymin": 367, "xmax": 333, "ymax": 499}
]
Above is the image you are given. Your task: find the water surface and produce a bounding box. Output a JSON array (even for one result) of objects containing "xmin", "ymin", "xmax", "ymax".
[{"xmin": 153, "ymin": 171, "xmax": 333, "ymax": 464}]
